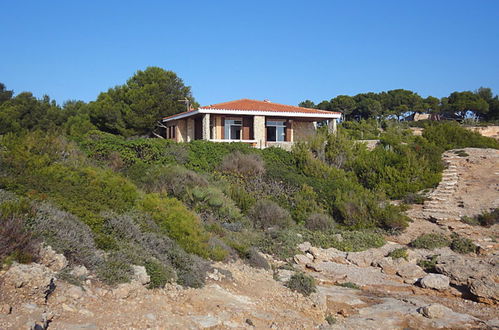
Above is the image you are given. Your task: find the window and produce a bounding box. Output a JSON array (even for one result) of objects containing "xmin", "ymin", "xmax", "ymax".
[
  {"xmin": 266, "ymin": 120, "xmax": 286, "ymax": 142},
  {"xmin": 224, "ymin": 119, "xmax": 242, "ymax": 140},
  {"xmin": 166, "ymin": 125, "xmax": 176, "ymax": 139}
]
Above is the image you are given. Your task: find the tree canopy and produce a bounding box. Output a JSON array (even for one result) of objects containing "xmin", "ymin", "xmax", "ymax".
[
  {"xmin": 87, "ymin": 67, "xmax": 197, "ymax": 137},
  {"xmin": 302, "ymin": 87, "xmax": 498, "ymax": 122}
]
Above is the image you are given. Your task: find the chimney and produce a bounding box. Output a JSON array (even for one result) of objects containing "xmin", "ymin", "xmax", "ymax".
[{"xmin": 263, "ymin": 99, "xmax": 271, "ymax": 103}]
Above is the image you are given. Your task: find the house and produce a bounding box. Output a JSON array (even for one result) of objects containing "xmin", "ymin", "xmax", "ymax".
[{"xmin": 161, "ymin": 99, "xmax": 341, "ymax": 149}]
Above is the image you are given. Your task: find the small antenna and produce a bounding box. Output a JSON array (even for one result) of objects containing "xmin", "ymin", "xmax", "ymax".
[{"xmin": 178, "ymin": 97, "xmax": 190, "ymax": 111}]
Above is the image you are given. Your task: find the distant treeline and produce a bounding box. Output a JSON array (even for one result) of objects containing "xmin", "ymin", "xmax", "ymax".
[{"xmin": 300, "ymin": 88, "xmax": 499, "ymax": 121}]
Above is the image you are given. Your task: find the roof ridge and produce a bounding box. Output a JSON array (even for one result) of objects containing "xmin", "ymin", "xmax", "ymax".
[{"xmin": 200, "ymin": 98, "xmax": 333, "ymax": 113}]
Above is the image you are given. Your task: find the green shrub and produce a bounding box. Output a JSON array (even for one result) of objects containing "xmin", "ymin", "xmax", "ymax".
[
  {"xmin": 454, "ymin": 150, "xmax": 469, "ymax": 157},
  {"xmin": 286, "ymin": 273, "xmax": 316, "ymax": 296},
  {"xmin": 303, "ymin": 230, "xmax": 386, "ymax": 252},
  {"xmin": 461, "ymin": 215, "xmax": 480, "ymax": 226},
  {"xmin": 145, "ymin": 259, "xmax": 172, "ymax": 289},
  {"xmin": 450, "ymin": 234, "xmax": 477, "ymax": 254},
  {"xmin": 325, "ymin": 314, "xmax": 337, "ymax": 325},
  {"xmin": 292, "ymin": 184, "xmax": 321, "ymax": 224},
  {"xmin": 410, "ymin": 233, "xmax": 450, "ymax": 250},
  {"xmin": 305, "ymin": 213, "xmax": 335, "ymax": 231},
  {"xmin": 257, "ymin": 229, "xmax": 302, "ymax": 260},
  {"xmin": 227, "ymin": 184, "xmax": 256, "ymax": 213},
  {"xmin": 96, "ymin": 256, "xmax": 133, "ymax": 285},
  {"xmin": 248, "ymin": 199, "xmax": 292, "ymax": 230},
  {"xmin": 403, "ymin": 192, "xmax": 426, "ymax": 205},
  {"xmin": 336, "ymin": 282, "xmax": 360, "ymax": 289},
  {"xmin": 417, "ymin": 255, "xmax": 438, "ymax": 273},
  {"xmin": 423, "ymin": 122, "xmax": 499, "ymax": 150},
  {"xmin": 0, "ymin": 197, "xmax": 39, "ymax": 265},
  {"xmin": 139, "ymin": 193, "xmax": 211, "ymax": 258},
  {"xmin": 476, "ymin": 208, "xmax": 499, "ymax": 227},
  {"xmin": 388, "ymin": 248, "xmax": 408, "ymax": 260}
]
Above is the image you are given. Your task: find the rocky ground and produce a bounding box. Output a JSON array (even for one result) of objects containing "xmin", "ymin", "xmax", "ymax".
[{"xmin": 1, "ymin": 148, "xmax": 498, "ymax": 329}]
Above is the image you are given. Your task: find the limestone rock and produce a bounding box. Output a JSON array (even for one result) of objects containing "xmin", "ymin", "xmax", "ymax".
[
  {"xmin": 0, "ymin": 303, "xmax": 12, "ymax": 315},
  {"xmin": 112, "ymin": 282, "xmax": 144, "ymax": 299},
  {"xmin": 39, "ymin": 245, "xmax": 68, "ymax": 272},
  {"xmin": 66, "ymin": 285, "xmax": 84, "ymax": 300},
  {"xmin": 2, "ymin": 263, "xmax": 56, "ymax": 302},
  {"xmin": 435, "ymin": 254, "xmax": 497, "ymax": 285},
  {"xmin": 468, "ymin": 278, "xmax": 499, "ymax": 304},
  {"xmin": 419, "ymin": 303, "xmax": 452, "ymax": 319},
  {"xmin": 294, "ymin": 254, "xmax": 312, "ymax": 265},
  {"xmin": 297, "ymin": 241, "xmax": 312, "ymax": 253},
  {"xmin": 70, "ymin": 265, "xmax": 89, "ymax": 278},
  {"xmin": 419, "ymin": 274, "xmax": 450, "ymax": 291},
  {"xmin": 132, "ymin": 265, "xmax": 151, "ymax": 286},
  {"xmin": 395, "ymin": 263, "xmax": 426, "ymax": 282},
  {"xmin": 275, "ymin": 269, "xmax": 294, "ymax": 282}
]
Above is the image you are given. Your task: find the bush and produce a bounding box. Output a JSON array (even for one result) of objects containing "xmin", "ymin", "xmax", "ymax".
[
  {"xmin": 410, "ymin": 233, "xmax": 450, "ymax": 250},
  {"xmin": 417, "ymin": 255, "xmax": 438, "ymax": 273},
  {"xmin": 257, "ymin": 229, "xmax": 302, "ymax": 260},
  {"xmin": 388, "ymin": 248, "xmax": 408, "ymax": 260},
  {"xmin": 220, "ymin": 151, "xmax": 265, "ymax": 176},
  {"xmin": 292, "ymin": 184, "xmax": 321, "ymax": 224},
  {"xmin": 305, "ymin": 213, "xmax": 335, "ymax": 231},
  {"xmin": 403, "ymin": 192, "xmax": 426, "ymax": 205},
  {"xmin": 248, "ymin": 199, "xmax": 292, "ymax": 230},
  {"xmin": 144, "ymin": 259, "xmax": 171, "ymax": 289},
  {"xmin": 32, "ymin": 203, "xmax": 102, "ymax": 268},
  {"xmin": 286, "ymin": 273, "xmax": 316, "ymax": 296},
  {"xmin": 0, "ymin": 198, "xmax": 39, "ymax": 265},
  {"xmin": 303, "ymin": 230, "xmax": 386, "ymax": 252},
  {"xmin": 476, "ymin": 208, "xmax": 499, "ymax": 227},
  {"xmin": 336, "ymin": 282, "xmax": 360, "ymax": 289},
  {"xmin": 423, "ymin": 122, "xmax": 499, "ymax": 150},
  {"xmin": 246, "ymin": 247, "xmax": 270, "ymax": 270},
  {"xmin": 450, "ymin": 234, "xmax": 477, "ymax": 254},
  {"xmin": 139, "ymin": 193, "xmax": 211, "ymax": 258},
  {"xmin": 96, "ymin": 255, "xmax": 133, "ymax": 285},
  {"xmin": 325, "ymin": 314, "xmax": 337, "ymax": 325}
]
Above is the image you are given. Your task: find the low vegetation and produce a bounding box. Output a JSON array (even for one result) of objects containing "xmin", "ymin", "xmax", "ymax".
[
  {"xmin": 2, "ymin": 74, "xmax": 498, "ymax": 290},
  {"xmin": 462, "ymin": 208, "xmax": 499, "ymax": 227},
  {"xmin": 410, "ymin": 233, "xmax": 451, "ymax": 250},
  {"xmin": 286, "ymin": 273, "xmax": 317, "ymax": 296}
]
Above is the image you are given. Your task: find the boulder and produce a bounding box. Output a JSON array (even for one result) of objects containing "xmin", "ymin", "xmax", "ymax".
[
  {"xmin": 66, "ymin": 285, "xmax": 84, "ymax": 300},
  {"xmin": 1, "ymin": 263, "xmax": 56, "ymax": 303},
  {"xmin": 297, "ymin": 241, "xmax": 312, "ymax": 253},
  {"xmin": 0, "ymin": 303, "xmax": 12, "ymax": 315},
  {"xmin": 132, "ymin": 265, "xmax": 150, "ymax": 286},
  {"xmin": 275, "ymin": 269, "xmax": 294, "ymax": 282},
  {"xmin": 395, "ymin": 263, "xmax": 426, "ymax": 282},
  {"xmin": 39, "ymin": 245, "xmax": 68, "ymax": 272},
  {"xmin": 435, "ymin": 254, "xmax": 497, "ymax": 285},
  {"xmin": 70, "ymin": 265, "xmax": 89, "ymax": 278},
  {"xmin": 420, "ymin": 274, "xmax": 450, "ymax": 291},
  {"xmin": 418, "ymin": 303, "xmax": 452, "ymax": 319},
  {"xmin": 468, "ymin": 278, "xmax": 499, "ymax": 304},
  {"xmin": 112, "ymin": 282, "xmax": 144, "ymax": 299},
  {"xmin": 294, "ymin": 254, "xmax": 312, "ymax": 265}
]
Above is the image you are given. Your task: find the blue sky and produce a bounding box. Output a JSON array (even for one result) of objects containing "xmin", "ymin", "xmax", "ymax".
[{"xmin": 1, "ymin": 0, "xmax": 498, "ymax": 106}]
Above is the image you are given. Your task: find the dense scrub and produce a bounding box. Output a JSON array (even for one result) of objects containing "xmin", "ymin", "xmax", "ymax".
[{"xmin": 2, "ymin": 115, "xmax": 498, "ymax": 289}]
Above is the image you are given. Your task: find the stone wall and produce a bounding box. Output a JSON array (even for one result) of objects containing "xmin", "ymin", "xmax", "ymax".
[
  {"xmin": 466, "ymin": 126, "xmax": 499, "ymax": 139},
  {"xmin": 253, "ymin": 115, "xmax": 265, "ymax": 148},
  {"xmin": 174, "ymin": 119, "xmax": 187, "ymax": 142},
  {"xmin": 293, "ymin": 121, "xmax": 316, "ymax": 141}
]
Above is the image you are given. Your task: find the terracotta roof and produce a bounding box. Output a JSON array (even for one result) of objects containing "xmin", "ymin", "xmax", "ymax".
[
  {"xmin": 162, "ymin": 99, "xmax": 341, "ymax": 121},
  {"xmin": 200, "ymin": 99, "xmax": 340, "ymax": 115}
]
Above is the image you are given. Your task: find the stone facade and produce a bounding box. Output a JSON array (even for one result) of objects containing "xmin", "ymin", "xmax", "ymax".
[
  {"xmin": 253, "ymin": 115, "xmax": 266, "ymax": 148},
  {"xmin": 174, "ymin": 119, "xmax": 187, "ymax": 142},
  {"xmin": 186, "ymin": 118, "xmax": 195, "ymax": 142},
  {"xmin": 202, "ymin": 114, "xmax": 210, "ymax": 140}
]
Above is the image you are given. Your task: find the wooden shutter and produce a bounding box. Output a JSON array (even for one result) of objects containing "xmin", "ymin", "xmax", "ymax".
[
  {"xmin": 242, "ymin": 116, "xmax": 252, "ymax": 140},
  {"xmin": 285, "ymin": 120, "xmax": 292, "ymax": 142},
  {"xmin": 220, "ymin": 117, "xmax": 225, "ymax": 139}
]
